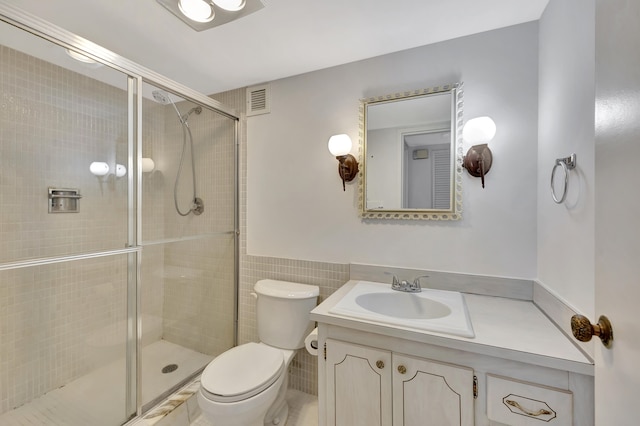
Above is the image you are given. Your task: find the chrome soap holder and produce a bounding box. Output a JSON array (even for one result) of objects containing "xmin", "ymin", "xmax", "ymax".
[{"xmin": 48, "ymin": 188, "xmax": 82, "ymax": 213}]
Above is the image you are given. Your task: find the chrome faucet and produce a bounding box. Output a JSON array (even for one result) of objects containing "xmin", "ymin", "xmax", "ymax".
[{"xmin": 385, "ymin": 272, "xmax": 427, "ymax": 293}]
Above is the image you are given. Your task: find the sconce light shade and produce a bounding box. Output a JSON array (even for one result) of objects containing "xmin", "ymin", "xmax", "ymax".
[
  {"xmin": 328, "ymin": 134, "xmax": 359, "ymax": 191},
  {"xmin": 116, "ymin": 164, "xmax": 127, "ymax": 178},
  {"xmin": 90, "ymin": 161, "xmax": 109, "ymax": 176},
  {"xmin": 328, "ymin": 134, "xmax": 352, "ymax": 156},
  {"xmin": 142, "ymin": 158, "xmax": 156, "ymax": 173},
  {"xmin": 462, "ymin": 117, "xmax": 496, "ymax": 189},
  {"xmin": 462, "ymin": 116, "xmax": 496, "ymax": 144}
]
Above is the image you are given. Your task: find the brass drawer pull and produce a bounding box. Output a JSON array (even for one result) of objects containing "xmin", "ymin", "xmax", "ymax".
[
  {"xmin": 376, "ymin": 360, "xmax": 384, "ymax": 369},
  {"xmin": 397, "ymin": 365, "xmax": 407, "ymax": 374},
  {"xmin": 505, "ymin": 399, "xmax": 552, "ymax": 417}
]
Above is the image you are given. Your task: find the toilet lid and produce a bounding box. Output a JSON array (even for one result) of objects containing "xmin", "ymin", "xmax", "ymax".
[{"xmin": 201, "ymin": 342, "xmax": 285, "ymax": 403}]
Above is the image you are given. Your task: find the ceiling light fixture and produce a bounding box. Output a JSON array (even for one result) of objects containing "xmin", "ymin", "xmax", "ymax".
[
  {"xmin": 178, "ymin": 0, "xmax": 215, "ymax": 22},
  {"xmin": 65, "ymin": 49, "xmax": 97, "ymax": 64},
  {"xmin": 212, "ymin": 0, "xmax": 246, "ymax": 12},
  {"xmin": 157, "ymin": 0, "xmax": 264, "ymax": 32}
]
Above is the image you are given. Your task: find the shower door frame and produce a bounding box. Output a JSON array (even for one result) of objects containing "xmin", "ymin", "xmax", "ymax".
[{"xmin": 0, "ymin": 3, "xmax": 240, "ymax": 422}]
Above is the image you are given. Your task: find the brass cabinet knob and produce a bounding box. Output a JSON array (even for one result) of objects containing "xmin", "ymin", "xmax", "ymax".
[
  {"xmin": 571, "ymin": 314, "xmax": 613, "ymax": 348},
  {"xmin": 397, "ymin": 365, "xmax": 407, "ymax": 374},
  {"xmin": 376, "ymin": 360, "xmax": 384, "ymax": 369}
]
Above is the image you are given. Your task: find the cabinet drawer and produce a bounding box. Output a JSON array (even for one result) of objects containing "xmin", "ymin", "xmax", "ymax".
[{"xmin": 486, "ymin": 374, "xmax": 572, "ymax": 426}]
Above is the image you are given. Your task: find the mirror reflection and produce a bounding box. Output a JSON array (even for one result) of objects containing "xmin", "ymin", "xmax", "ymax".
[{"xmin": 360, "ymin": 84, "xmax": 462, "ymax": 220}]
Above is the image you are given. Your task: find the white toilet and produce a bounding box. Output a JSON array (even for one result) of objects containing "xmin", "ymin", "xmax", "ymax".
[{"xmin": 197, "ymin": 279, "xmax": 319, "ymax": 426}]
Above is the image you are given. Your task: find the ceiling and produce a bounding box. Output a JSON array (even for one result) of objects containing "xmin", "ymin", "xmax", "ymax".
[{"xmin": 4, "ymin": 0, "xmax": 549, "ymax": 95}]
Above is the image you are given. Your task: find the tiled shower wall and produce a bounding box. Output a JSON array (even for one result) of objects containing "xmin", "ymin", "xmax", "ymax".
[
  {"xmin": 0, "ymin": 46, "xmax": 129, "ymax": 261},
  {"xmin": 212, "ymin": 89, "xmax": 350, "ymax": 396},
  {"xmin": 141, "ymin": 93, "xmax": 236, "ymax": 357}
]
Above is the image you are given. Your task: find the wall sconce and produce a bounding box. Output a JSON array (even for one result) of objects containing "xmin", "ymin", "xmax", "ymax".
[
  {"xmin": 142, "ymin": 158, "xmax": 156, "ymax": 173},
  {"xmin": 115, "ymin": 164, "xmax": 127, "ymax": 178},
  {"xmin": 90, "ymin": 161, "xmax": 110, "ymax": 176},
  {"xmin": 328, "ymin": 134, "xmax": 359, "ymax": 191},
  {"xmin": 462, "ymin": 116, "xmax": 496, "ymax": 188},
  {"xmin": 90, "ymin": 162, "xmax": 131, "ymax": 178}
]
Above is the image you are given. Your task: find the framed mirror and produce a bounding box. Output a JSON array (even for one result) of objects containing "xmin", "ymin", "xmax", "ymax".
[{"xmin": 358, "ymin": 83, "xmax": 463, "ymax": 220}]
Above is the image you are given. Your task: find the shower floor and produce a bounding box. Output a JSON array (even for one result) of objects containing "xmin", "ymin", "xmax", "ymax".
[{"xmin": 0, "ymin": 340, "xmax": 211, "ymax": 426}]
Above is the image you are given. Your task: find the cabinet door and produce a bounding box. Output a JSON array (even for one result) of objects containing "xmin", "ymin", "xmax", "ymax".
[
  {"xmin": 325, "ymin": 339, "xmax": 392, "ymax": 426},
  {"xmin": 393, "ymin": 353, "xmax": 474, "ymax": 426}
]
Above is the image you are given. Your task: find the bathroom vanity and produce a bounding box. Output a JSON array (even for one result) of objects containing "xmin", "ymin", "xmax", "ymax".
[{"xmin": 310, "ymin": 280, "xmax": 594, "ymax": 426}]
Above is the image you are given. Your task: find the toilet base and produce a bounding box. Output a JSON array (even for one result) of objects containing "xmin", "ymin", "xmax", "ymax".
[
  {"xmin": 198, "ymin": 366, "xmax": 289, "ymax": 426},
  {"xmin": 264, "ymin": 399, "xmax": 288, "ymax": 426},
  {"xmin": 264, "ymin": 370, "xmax": 289, "ymax": 425}
]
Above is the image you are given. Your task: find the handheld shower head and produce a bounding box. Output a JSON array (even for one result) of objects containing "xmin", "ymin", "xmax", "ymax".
[
  {"xmin": 182, "ymin": 106, "xmax": 203, "ymax": 121},
  {"xmin": 151, "ymin": 88, "xmax": 205, "ymax": 217}
]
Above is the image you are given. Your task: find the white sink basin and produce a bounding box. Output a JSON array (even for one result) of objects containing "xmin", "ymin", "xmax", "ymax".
[
  {"xmin": 329, "ymin": 281, "xmax": 475, "ymax": 338},
  {"xmin": 355, "ymin": 292, "xmax": 452, "ymax": 319}
]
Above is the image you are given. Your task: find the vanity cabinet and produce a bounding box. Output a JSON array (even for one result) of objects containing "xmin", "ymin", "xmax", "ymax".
[
  {"xmin": 325, "ymin": 339, "xmax": 474, "ymax": 426},
  {"xmin": 312, "ymin": 281, "xmax": 595, "ymax": 425}
]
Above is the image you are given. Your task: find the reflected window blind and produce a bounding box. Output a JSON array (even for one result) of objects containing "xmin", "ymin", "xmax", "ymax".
[{"xmin": 432, "ymin": 149, "xmax": 451, "ymax": 209}]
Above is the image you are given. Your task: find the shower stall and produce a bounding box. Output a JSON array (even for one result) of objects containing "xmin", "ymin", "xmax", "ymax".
[{"xmin": 0, "ymin": 5, "xmax": 238, "ymax": 425}]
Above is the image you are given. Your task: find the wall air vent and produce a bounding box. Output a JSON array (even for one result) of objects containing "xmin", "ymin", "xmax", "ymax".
[{"xmin": 246, "ymin": 84, "xmax": 271, "ymax": 116}]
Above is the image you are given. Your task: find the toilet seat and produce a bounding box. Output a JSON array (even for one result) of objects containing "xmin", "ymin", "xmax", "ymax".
[{"xmin": 200, "ymin": 342, "xmax": 285, "ymax": 403}]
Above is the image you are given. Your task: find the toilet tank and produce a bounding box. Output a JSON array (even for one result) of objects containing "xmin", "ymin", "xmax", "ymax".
[{"xmin": 254, "ymin": 279, "xmax": 320, "ymax": 350}]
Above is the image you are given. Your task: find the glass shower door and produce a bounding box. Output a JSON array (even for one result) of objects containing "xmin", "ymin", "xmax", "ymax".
[
  {"xmin": 139, "ymin": 82, "xmax": 237, "ymax": 409},
  {"xmin": 0, "ymin": 17, "xmax": 138, "ymax": 425}
]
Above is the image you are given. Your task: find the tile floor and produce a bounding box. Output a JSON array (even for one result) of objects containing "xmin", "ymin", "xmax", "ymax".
[
  {"xmin": 0, "ymin": 340, "xmax": 211, "ymax": 426},
  {"xmin": 0, "ymin": 340, "xmax": 318, "ymax": 426},
  {"xmin": 190, "ymin": 389, "xmax": 318, "ymax": 426}
]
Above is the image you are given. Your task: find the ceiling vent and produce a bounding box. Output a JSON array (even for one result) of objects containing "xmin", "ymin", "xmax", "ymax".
[{"xmin": 246, "ymin": 84, "xmax": 271, "ymax": 116}]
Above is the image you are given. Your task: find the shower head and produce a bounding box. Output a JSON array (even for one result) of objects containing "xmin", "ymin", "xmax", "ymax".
[
  {"xmin": 152, "ymin": 90, "xmax": 201, "ymax": 124},
  {"xmin": 152, "ymin": 89, "xmax": 184, "ymax": 122},
  {"xmin": 152, "ymin": 90, "xmax": 171, "ymax": 105}
]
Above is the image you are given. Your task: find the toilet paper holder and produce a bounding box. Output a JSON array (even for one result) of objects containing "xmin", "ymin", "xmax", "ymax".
[{"xmin": 304, "ymin": 327, "xmax": 319, "ymax": 356}]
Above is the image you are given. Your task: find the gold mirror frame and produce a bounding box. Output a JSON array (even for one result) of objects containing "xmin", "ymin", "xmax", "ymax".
[{"xmin": 358, "ymin": 83, "xmax": 463, "ymax": 220}]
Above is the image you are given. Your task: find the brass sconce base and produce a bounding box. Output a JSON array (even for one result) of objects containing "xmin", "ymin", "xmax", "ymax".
[
  {"xmin": 336, "ymin": 154, "xmax": 359, "ymax": 191},
  {"xmin": 462, "ymin": 143, "xmax": 493, "ymax": 188}
]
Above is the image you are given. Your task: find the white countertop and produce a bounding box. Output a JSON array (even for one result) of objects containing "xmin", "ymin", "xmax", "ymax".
[{"xmin": 310, "ymin": 280, "xmax": 594, "ymax": 376}]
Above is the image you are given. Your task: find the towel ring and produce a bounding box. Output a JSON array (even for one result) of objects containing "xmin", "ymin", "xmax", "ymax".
[{"xmin": 550, "ymin": 154, "xmax": 576, "ymax": 204}]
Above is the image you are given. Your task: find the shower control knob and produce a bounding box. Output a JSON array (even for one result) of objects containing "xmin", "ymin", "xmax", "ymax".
[{"xmin": 192, "ymin": 197, "xmax": 205, "ymax": 215}]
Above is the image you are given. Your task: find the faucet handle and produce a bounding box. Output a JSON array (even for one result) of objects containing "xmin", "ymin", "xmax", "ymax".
[
  {"xmin": 384, "ymin": 271, "xmax": 401, "ymax": 287},
  {"xmin": 412, "ymin": 275, "xmax": 429, "ymax": 288}
]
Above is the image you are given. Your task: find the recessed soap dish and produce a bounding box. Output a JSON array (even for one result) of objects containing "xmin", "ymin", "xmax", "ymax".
[{"xmin": 48, "ymin": 188, "xmax": 82, "ymax": 213}]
